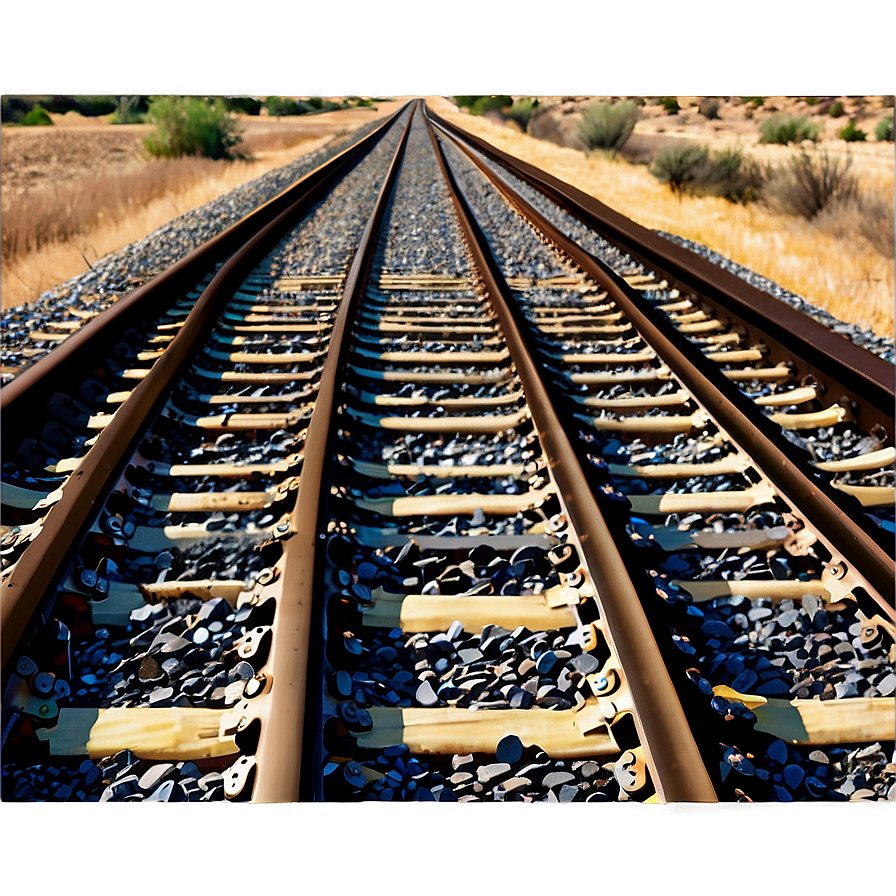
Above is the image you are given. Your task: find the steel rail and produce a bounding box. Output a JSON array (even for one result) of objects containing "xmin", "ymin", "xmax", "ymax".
[
  {"xmin": 425, "ymin": 111, "xmax": 718, "ymax": 802},
  {"xmin": 0, "ymin": 106, "xmax": 411, "ymax": 676},
  {"xmin": 426, "ymin": 109, "xmax": 895, "ymax": 422},
  {"xmin": 428, "ymin": 109, "xmax": 895, "ymax": 621},
  {"xmin": 0, "ymin": 109, "xmax": 405, "ymax": 460},
  {"xmin": 247, "ymin": 103, "xmax": 415, "ymax": 802}
]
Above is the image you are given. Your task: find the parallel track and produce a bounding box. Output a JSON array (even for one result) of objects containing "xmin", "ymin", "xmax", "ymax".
[{"xmin": 2, "ymin": 99, "xmax": 892, "ymax": 803}]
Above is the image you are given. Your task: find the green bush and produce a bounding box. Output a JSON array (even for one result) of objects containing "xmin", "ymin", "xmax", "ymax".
[
  {"xmin": 1, "ymin": 97, "xmax": 30, "ymax": 123},
  {"xmin": 224, "ymin": 97, "xmax": 262, "ymax": 116},
  {"xmin": 692, "ymin": 148, "xmax": 765, "ymax": 204},
  {"xmin": 21, "ymin": 105, "xmax": 53, "ymax": 126},
  {"xmin": 266, "ymin": 96, "xmax": 308, "ymax": 117},
  {"xmin": 469, "ymin": 95, "xmax": 513, "ymax": 116},
  {"xmin": 759, "ymin": 113, "xmax": 820, "ymax": 145},
  {"xmin": 650, "ymin": 143, "xmax": 709, "ymax": 198},
  {"xmin": 828, "ymin": 101, "xmax": 844, "ymax": 118},
  {"xmin": 764, "ymin": 147, "xmax": 857, "ymax": 219},
  {"xmin": 659, "ymin": 96, "xmax": 680, "ymax": 115},
  {"xmin": 874, "ymin": 116, "xmax": 894, "ymax": 141},
  {"xmin": 742, "ymin": 96, "xmax": 765, "ymax": 107},
  {"xmin": 453, "ymin": 96, "xmax": 478, "ymax": 109},
  {"xmin": 838, "ymin": 119, "xmax": 866, "ymax": 142},
  {"xmin": 577, "ymin": 100, "xmax": 640, "ymax": 153},
  {"xmin": 109, "ymin": 96, "xmax": 146, "ymax": 124},
  {"xmin": 73, "ymin": 96, "xmax": 118, "ymax": 117},
  {"xmin": 804, "ymin": 97, "xmax": 820, "ymax": 106},
  {"xmin": 306, "ymin": 97, "xmax": 324, "ymax": 110},
  {"xmin": 356, "ymin": 98, "xmax": 373, "ymax": 107},
  {"xmin": 144, "ymin": 96, "xmax": 245, "ymax": 161},
  {"xmin": 507, "ymin": 97, "xmax": 538, "ymax": 128},
  {"xmin": 698, "ymin": 97, "xmax": 721, "ymax": 119}
]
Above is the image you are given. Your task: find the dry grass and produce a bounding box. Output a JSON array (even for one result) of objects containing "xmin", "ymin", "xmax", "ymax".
[
  {"xmin": 1, "ymin": 146, "xmax": 329, "ymax": 308},
  {"xmin": 427, "ymin": 97, "xmax": 894, "ymax": 337}
]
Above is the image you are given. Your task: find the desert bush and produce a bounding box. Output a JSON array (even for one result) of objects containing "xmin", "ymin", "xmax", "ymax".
[
  {"xmin": 266, "ymin": 96, "xmax": 307, "ymax": 117},
  {"xmin": 692, "ymin": 148, "xmax": 765, "ymax": 204},
  {"xmin": 144, "ymin": 96, "xmax": 245, "ymax": 161},
  {"xmin": 814, "ymin": 193, "xmax": 895, "ymax": 259},
  {"xmin": 109, "ymin": 96, "xmax": 146, "ymax": 124},
  {"xmin": 764, "ymin": 147, "xmax": 857, "ymax": 219},
  {"xmin": 2, "ymin": 97, "xmax": 31, "ymax": 123},
  {"xmin": 73, "ymin": 96, "xmax": 118, "ymax": 117},
  {"xmin": 659, "ymin": 96, "xmax": 680, "ymax": 115},
  {"xmin": 838, "ymin": 119, "xmax": 866, "ymax": 142},
  {"xmin": 759, "ymin": 113, "xmax": 820, "ymax": 145},
  {"xmin": 224, "ymin": 97, "xmax": 262, "ymax": 116},
  {"xmin": 698, "ymin": 97, "xmax": 721, "ymax": 119},
  {"xmin": 356, "ymin": 98, "xmax": 373, "ymax": 107},
  {"xmin": 804, "ymin": 97, "xmax": 820, "ymax": 106},
  {"xmin": 650, "ymin": 143, "xmax": 709, "ymax": 197},
  {"xmin": 507, "ymin": 97, "xmax": 538, "ymax": 128},
  {"xmin": 828, "ymin": 101, "xmax": 844, "ymax": 118},
  {"xmin": 21, "ymin": 105, "xmax": 53, "ymax": 126},
  {"xmin": 306, "ymin": 97, "xmax": 324, "ymax": 110},
  {"xmin": 577, "ymin": 100, "xmax": 640, "ymax": 153},
  {"xmin": 742, "ymin": 96, "xmax": 765, "ymax": 107},
  {"xmin": 469, "ymin": 95, "xmax": 513, "ymax": 116},
  {"xmin": 874, "ymin": 115, "xmax": 894, "ymax": 141}
]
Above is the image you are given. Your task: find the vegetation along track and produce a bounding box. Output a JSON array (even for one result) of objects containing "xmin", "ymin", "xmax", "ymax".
[{"xmin": 2, "ymin": 100, "xmax": 892, "ymax": 803}]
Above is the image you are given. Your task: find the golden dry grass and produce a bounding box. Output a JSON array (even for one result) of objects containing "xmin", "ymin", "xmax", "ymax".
[
  {"xmin": 2, "ymin": 147, "xmax": 325, "ymax": 308},
  {"xmin": 426, "ymin": 97, "xmax": 895, "ymax": 338}
]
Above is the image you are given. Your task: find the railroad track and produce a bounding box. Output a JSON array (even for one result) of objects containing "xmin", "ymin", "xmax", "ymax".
[{"xmin": 2, "ymin": 99, "xmax": 893, "ymax": 803}]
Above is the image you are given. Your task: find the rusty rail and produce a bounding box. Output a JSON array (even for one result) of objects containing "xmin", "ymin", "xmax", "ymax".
[
  {"xmin": 425, "ymin": 110, "xmax": 718, "ymax": 802},
  {"xmin": 246, "ymin": 102, "xmax": 415, "ymax": 802},
  {"xmin": 0, "ymin": 105, "xmax": 410, "ymax": 676},
  {"xmin": 427, "ymin": 107, "xmax": 894, "ymax": 621},
  {"xmin": 426, "ymin": 109, "xmax": 895, "ymax": 420}
]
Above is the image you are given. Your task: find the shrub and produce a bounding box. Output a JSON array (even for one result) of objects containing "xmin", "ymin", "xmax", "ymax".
[
  {"xmin": 507, "ymin": 97, "xmax": 538, "ymax": 128},
  {"xmin": 144, "ymin": 96, "xmax": 245, "ymax": 161},
  {"xmin": 266, "ymin": 96, "xmax": 308, "ymax": 117},
  {"xmin": 692, "ymin": 148, "xmax": 765, "ymax": 204},
  {"xmin": 764, "ymin": 147, "xmax": 857, "ymax": 219},
  {"xmin": 838, "ymin": 119, "xmax": 866, "ymax": 142},
  {"xmin": 356, "ymin": 98, "xmax": 373, "ymax": 107},
  {"xmin": 650, "ymin": 143, "xmax": 709, "ymax": 198},
  {"xmin": 659, "ymin": 96, "xmax": 680, "ymax": 115},
  {"xmin": 759, "ymin": 113, "xmax": 820, "ymax": 145},
  {"xmin": 1, "ymin": 96, "xmax": 30, "ymax": 123},
  {"xmin": 469, "ymin": 95, "xmax": 513, "ymax": 116},
  {"xmin": 875, "ymin": 116, "xmax": 894, "ymax": 141},
  {"xmin": 21, "ymin": 105, "xmax": 53, "ymax": 126},
  {"xmin": 307, "ymin": 97, "xmax": 324, "ymax": 110},
  {"xmin": 814, "ymin": 194, "xmax": 895, "ymax": 259},
  {"xmin": 577, "ymin": 100, "xmax": 640, "ymax": 153},
  {"xmin": 224, "ymin": 97, "xmax": 262, "ymax": 116},
  {"xmin": 828, "ymin": 101, "xmax": 844, "ymax": 118},
  {"xmin": 109, "ymin": 96, "xmax": 146, "ymax": 124},
  {"xmin": 698, "ymin": 97, "xmax": 721, "ymax": 120},
  {"xmin": 742, "ymin": 96, "xmax": 765, "ymax": 107},
  {"xmin": 73, "ymin": 96, "xmax": 118, "ymax": 117},
  {"xmin": 805, "ymin": 97, "xmax": 820, "ymax": 106}
]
